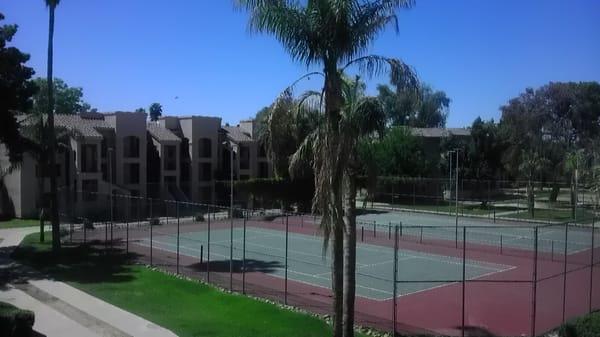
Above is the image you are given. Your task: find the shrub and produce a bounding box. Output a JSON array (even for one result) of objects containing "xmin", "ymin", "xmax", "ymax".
[
  {"xmin": 194, "ymin": 213, "xmax": 205, "ymax": 222},
  {"xmin": 559, "ymin": 311, "xmax": 600, "ymax": 337},
  {"xmin": 150, "ymin": 218, "xmax": 161, "ymax": 226},
  {"xmin": 0, "ymin": 302, "xmax": 34, "ymax": 337}
]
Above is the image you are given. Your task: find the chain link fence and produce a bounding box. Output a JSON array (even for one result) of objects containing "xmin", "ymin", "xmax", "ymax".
[{"xmin": 57, "ymin": 189, "xmax": 599, "ymax": 337}]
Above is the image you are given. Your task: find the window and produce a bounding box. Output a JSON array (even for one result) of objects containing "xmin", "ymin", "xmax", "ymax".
[
  {"xmin": 82, "ymin": 179, "xmax": 98, "ymax": 201},
  {"xmin": 124, "ymin": 163, "xmax": 140, "ymax": 184},
  {"xmin": 200, "ymin": 186, "xmax": 212, "ymax": 202},
  {"xmin": 239, "ymin": 145, "xmax": 250, "ymax": 170},
  {"xmin": 81, "ymin": 144, "xmax": 98, "ymax": 173},
  {"xmin": 164, "ymin": 176, "xmax": 176, "ymax": 186},
  {"xmin": 199, "ymin": 138, "xmax": 212, "ymax": 158},
  {"xmin": 164, "ymin": 145, "xmax": 177, "ymax": 171},
  {"xmin": 258, "ymin": 162, "xmax": 269, "ymax": 178},
  {"xmin": 199, "ymin": 163, "xmax": 212, "ymax": 182},
  {"xmin": 123, "ymin": 136, "xmax": 140, "ymax": 158}
]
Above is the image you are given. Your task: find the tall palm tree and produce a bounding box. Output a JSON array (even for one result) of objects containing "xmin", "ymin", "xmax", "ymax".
[
  {"xmin": 45, "ymin": 0, "xmax": 61, "ymax": 251},
  {"xmin": 237, "ymin": 2, "xmax": 417, "ymax": 336},
  {"xmin": 289, "ymin": 75, "xmax": 396, "ymax": 337}
]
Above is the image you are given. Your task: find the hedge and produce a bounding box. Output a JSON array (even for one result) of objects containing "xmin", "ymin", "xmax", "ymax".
[
  {"xmin": 559, "ymin": 311, "xmax": 600, "ymax": 337},
  {"xmin": 0, "ymin": 301, "xmax": 35, "ymax": 337}
]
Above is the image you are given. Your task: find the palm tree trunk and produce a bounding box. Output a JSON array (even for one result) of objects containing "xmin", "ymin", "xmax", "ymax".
[
  {"xmin": 47, "ymin": 4, "xmax": 61, "ymax": 252},
  {"xmin": 323, "ymin": 61, "xmax": 345, "ymax": 337},
  {"xmin": 343, "ymin": 171, "xmax": 357, "ymax": 337}
]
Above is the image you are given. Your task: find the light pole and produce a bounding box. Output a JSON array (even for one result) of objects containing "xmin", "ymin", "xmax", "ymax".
[
  {"xmin": 223, "ymin": 140, "xmax": 237, "ymax": 291},
  {"xmin": 454, "ymin": 149, "xmax": 460, "ymax": 248},
  {"xmin": 108, "ymin": 147, "xmax": 114, "ymax": 226}
]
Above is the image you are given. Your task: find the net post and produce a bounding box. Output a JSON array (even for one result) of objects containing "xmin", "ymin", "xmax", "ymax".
[
  {"xmin": 589, "ymin": 218, "xmax": 595, "ymax": 313},
  {"xmin": 562, "ymin": 222, "xmax": 569, "ymax": 323},
  {"xmin": 393, "ymin": 225, "xmax": 399, "ymax": 337},
  {"xmin": 243, "ymin": 211, "xmax": 247, "ymax": 295},
  {"xmin": 462, "ymin": 226, "xmax": 466, "ymax": 337},
  {"xmin": 285, "ymin": 214, "xmax": 289, "ymax": 305},
  {"xmin": 531, "ymin": 226, "xmax": 538, "ymax": 337},
  {"xmin": 176, "ymin": 201, "xmax": 180, "ymax": 275},
  {"xmin": 207, "ymin": 204, "xmax": 211, "ymax": 282}
]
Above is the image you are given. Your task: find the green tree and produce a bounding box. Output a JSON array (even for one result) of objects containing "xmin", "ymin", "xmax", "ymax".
[
  {"xmin": 135, "ymin": 107, "xmax": 146, "ymax": 113},
  {"xmin": 377, "ymin": 83, "xmax": 449, "ymax": 127},
  {"xmin": 237, "ymin": 2, "xmax": 418, "ymax": 335},
  {"xmin": 519, "ymin": 151, "xmax": 549, "ymax": 217},
  {"xmin": 44, "ymin": 0, "xmax": 61, "ymax": 252},
  {"xmin": 32, "ymin": 78, "xmax": 91, "ymax": 115},
  {"xmin": 0, "ymin": 13, "xmax": 37, "ymax": 166},
  {"xmin": 149, "ymin": 102, "xmax": 162, "ymax": 121}
]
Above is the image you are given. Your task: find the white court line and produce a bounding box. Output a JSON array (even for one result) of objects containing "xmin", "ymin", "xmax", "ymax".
[{"xmin": 134, "ymin": 237, "xmax": 517, "ymax": 302}]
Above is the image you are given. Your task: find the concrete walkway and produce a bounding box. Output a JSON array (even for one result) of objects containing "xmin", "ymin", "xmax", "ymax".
[{"xmin": 0, "ymin": 227, "xmax": 177, "ymax": 337}]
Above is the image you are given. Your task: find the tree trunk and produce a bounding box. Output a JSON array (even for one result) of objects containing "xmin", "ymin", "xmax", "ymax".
[
  {"xmin": 47, "ymin": 4, "xmax": 61, "ymax": 252},
  {"xmin": 343, "ymin": 171, "xmax": 357, "ymax": 337}
]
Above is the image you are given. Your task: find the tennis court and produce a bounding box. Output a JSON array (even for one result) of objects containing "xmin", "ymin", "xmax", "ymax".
[
  {"xmin": 357, "ymin": 210, "xmax": 598, "ymax": 254},
  {"xmin": 134, "ymin": 225, "xmax": 512, "ymax": 300}
]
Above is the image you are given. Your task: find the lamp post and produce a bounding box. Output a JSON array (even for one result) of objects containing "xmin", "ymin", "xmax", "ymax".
[{"xmin": 222, "ymin": 140, "xmax": 237, "ymax": 291}]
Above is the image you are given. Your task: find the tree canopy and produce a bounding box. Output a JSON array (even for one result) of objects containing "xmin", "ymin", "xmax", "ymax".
[
  {"xmin": 0, "ymin": 13, "xmax": 37, "ymax": 164},
  {"xmin": 32, "ymin": 78, "xmax": 91, "ymax": 115}
]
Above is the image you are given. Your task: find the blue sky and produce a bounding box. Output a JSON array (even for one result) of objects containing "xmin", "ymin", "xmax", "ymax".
[{"xmin": 2, "ymin": 0, "xmax": 599, "ymax": 127}]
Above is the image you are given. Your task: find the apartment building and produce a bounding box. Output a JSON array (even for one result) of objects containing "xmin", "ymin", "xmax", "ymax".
[{"xmin": 0, "ymin": 112, "xmax": 271, "ymax": 218}]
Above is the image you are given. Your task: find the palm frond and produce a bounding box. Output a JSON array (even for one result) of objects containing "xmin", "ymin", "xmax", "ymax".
[{"xmin": 342, "ymin": 55, "xmax": 419, "ymax": 96}]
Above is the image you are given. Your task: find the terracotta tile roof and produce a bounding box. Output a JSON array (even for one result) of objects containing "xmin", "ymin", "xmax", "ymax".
[
  {"xmin": 410, "ymin": 127, "xmax": 471, "ymax": 138},
  {"xmin": 147, "ymin": 122, "xmax": 181, "ymax": 142},
  {"xmin": 222, "ymin": 126, "xmax": 252, "ymax": 142}
]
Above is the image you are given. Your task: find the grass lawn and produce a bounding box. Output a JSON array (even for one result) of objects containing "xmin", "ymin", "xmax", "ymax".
[
  {"xmin": 12, "ymin": 233, "xmax": 364, "ymax": 337},
  {"xmin": 512, "ymin": 208, "xmax": 596, "ymax": 223},
  {"xmin": 0, "ymin": 218, "xmax": 38, "ymax": 229}
]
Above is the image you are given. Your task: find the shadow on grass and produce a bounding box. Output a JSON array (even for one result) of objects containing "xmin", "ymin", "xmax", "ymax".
[
  {"xmin": 3, "ymin": 238, "xmax": 141, "ymax": 289},
  {"xmin": 188, "ymin": 259, "xmax": 283, "ymax": 274}
]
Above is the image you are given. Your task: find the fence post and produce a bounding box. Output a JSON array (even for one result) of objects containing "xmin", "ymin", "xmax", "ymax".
[
  {"xmin": 420, "ymin": 227, "xmax": 423, "ymax": 244},
  {"xmin": 229, "ymin": 206, "xmax": 234, "ymax": 292},
  {"xmin": 462, "ymin": 226, "xmax": 466, "ymax": 337},
  {"xmin": 562, "ymin": 223, "xmax": 569, "ymax": 323},
  {"xmin": 373, "ymin": 221, "xmax": 376, "ymax": 238},
  {"xmin": 393, "ymin": 225, "xmax": 399, "ymax": 337},
  {"xmin": 361, "ymin": 226, "xmax": 364, "ymax": 242},
  {"xmin": 83, "ymin": 218, "xmax": 87, "ymax": 244},
  {"xmin": 243, "ymin": 212, "xmax": 247, "ymax": 294},
  {"xmin": 400, "ymin": 222, "xmax": 403, "ymax": 237},
  {"xmin": 126, "ymin": 214, "xmax": 129, "ymax": 254},
  {"xmin": 500, "ymin": 235, "xmax": 503, "ymax": 254},
  {"xmin": 207, "ymin": 204, "xmax": 211, "ymax": 283},
  {"xmin": 531, "ymin": 227, "xmax": 538, "ymax": 337},
  {"xmin": 285, "ymin": 214, "xmax": 289, "ymax": 305},
  {"xmin": 176, "ymin": 201, "xmax": 180, "ymax": 275},
  {"xmin": 150, "ymin": 198, "xmax": 153, "ymax": 267},
  {"xmin": 552, "ymin": 240, "xmax": 554, "ymax": 261},
  {"xmin": 69, "ymin": 221, "xmax": 73, "ymax": 243},
  {"xmin": 589, "ymin": 218, "xmax": 595, "ymax": 313},
  {"xmin": 388, "ymin": 223, "xmax": 391, "ymax": 240}
]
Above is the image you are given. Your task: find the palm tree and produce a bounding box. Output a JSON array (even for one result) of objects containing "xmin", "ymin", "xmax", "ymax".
[
  {"xmin": 237, "ymin": 2, "xmax": 417, "ymax": 336},
  {"xmin": 149, "ymin": 103, "xmax": 163, "ymax": 121},
  {"xmin": 565, "ymin": 150, "xmax": 585, "ymax": 219},
  {"xmin": 45, "ymin": 0, "xmax": 61, "ymax": 252}
]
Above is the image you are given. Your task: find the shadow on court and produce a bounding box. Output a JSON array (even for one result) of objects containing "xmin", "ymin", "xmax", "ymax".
[{"xmin": 188, "ymin": 259, "xmax": 282, "ymax": 274}]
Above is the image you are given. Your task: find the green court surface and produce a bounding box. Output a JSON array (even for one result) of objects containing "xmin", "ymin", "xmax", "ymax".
[
  {"xmin": 356, "ymin": 211, "xmax": 599, "ymax": 255},
  {"xmin": 136, "ymin": 227, "xmax": 510, "ymax": 300}
]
